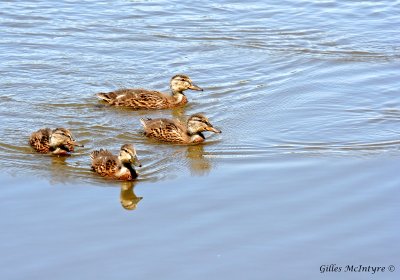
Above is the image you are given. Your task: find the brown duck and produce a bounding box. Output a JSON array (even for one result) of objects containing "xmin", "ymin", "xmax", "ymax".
[
  {"xmin": 140, "ymin": 113, "xmax": 221, "ymax": 144},
  {"xmin": 96, "ymin": 74, "xmax": 203, "ymax": 109},
  {"xmin": 90, "ymin": 144, "xmax": 142, "ymax": 181},
  {"xmin": 29, "ymin": 128, "xmax": 83, "ymax": 155}
]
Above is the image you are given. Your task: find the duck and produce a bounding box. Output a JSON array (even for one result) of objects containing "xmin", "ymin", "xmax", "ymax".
[
  {"xmin": 140, "ymin": 113, "xmax": 221, "ymax": 144},
  {"xmin": 90, "ymin": 144, "xmax": 142, "ymax": 181},
  {"xmin": 96, "ymin": 74, "xmax": 203, "ymax": 109},
  {"xmin": 29, "ymin": 128, "xmax": 83, "ymax": 155}
]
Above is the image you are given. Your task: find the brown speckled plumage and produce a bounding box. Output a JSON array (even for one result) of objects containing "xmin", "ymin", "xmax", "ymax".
[
  {"xmin": 96, "ymin": 74, "xmax": 202, "ymax": 109},
  {"xmin": 29, "ymin": 128, "xmax": 52, "ymax": 153},
  {"xmin": 140, "ymin": 113, "xmax": 221, "ymax": 144},
  {"xmin": 90, "ymin": 144, "xmax": 141, "ymax": 181},
  {"xmin": 29, "ymin": 128, "xmax": 81, "ymax": 155}
]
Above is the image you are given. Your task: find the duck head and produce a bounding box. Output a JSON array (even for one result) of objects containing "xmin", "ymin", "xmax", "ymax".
[
  {"xmin": 170, "ymin": 74, "xmax": 203, "ymax": 94},
  {"xmin": 119, "ymin": 144, "xmax": 142, "ymax": 167},
  {"xmin": 50, "ymin": 128, "xmax": 83, "ymax": 154},
  {"xmin": 187, "ymin": 113, "xmax": 221, "ymax": 135}
]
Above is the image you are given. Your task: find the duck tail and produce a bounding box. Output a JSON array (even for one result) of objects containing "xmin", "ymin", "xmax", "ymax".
[
  {"xmin": 90, "ymin": 150, "xmax": 101, "ymax": 160},
  {"xmin": 139, "ymin": 118, "xmax": 148, "ymax": 129}
]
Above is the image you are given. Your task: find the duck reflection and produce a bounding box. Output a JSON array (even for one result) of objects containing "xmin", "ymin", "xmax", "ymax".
[
  {"xmin": 171, "ymin": 105, "xmax": 187, "ymax": 119},
  {"xmin": 49, "ymin": 155, "xmax": 69, "ymax": 184},
  {"xmin": 186, "ymin": 144, "xmax": 212, "ymax": 176},
  {"xmin": 120, "ymin": 181, "xmax": 143, "ymax": 210}
]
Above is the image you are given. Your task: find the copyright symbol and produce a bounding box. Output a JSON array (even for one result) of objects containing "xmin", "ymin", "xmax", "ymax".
[{"xmin": 388, "ymin": 265, "xmax": 395, "ymax": 272}]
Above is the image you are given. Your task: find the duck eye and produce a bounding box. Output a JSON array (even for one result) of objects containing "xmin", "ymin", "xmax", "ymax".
[
  {"xmin": 122, "ymin": 149, "xmax": 134, "ymax": 156},
  {"xmin": 63, "ymin": 133, "xmax": 72, "ymax": 139}
]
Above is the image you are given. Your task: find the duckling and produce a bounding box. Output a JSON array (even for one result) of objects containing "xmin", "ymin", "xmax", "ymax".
[
  {"xmin": 96, "ymin": 74, "xmax": 203, "ymax": 109},
  {"xmin": 29, "ymin": 128, "xmax": 83, "ymax": 155},
  {"xmin": 140, "ymin": 113, "xmax": 221, "ymax": 144},
  {"xmin": 90, "ymin": 144, "xmax": 142, "ymax": 181}
]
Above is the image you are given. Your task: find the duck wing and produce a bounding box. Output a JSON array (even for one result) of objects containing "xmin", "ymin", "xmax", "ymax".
[
  {"xmin": 141, "ymin": 118, "xmax": 187, "ymax": 143},
  {"xmin": 29, "ymin": 128, "xmax": 52, "ymax": 153},
  {"xmin": 90, "ymin": 149, "xmax": 120, "ymax": 177},
  {"xmin": 97, "ymin": 89, "xmax": 169, "ymax": 109}
]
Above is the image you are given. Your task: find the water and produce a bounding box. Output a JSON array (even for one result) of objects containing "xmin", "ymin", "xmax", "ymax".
[{"xmin": 0, "ymin": 0, "xmax": 399, "ymax": 279}]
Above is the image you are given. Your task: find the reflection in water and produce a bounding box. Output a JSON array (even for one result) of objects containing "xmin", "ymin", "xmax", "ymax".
[
  {"xmin": 49, "ymin": 155, "xmax": 69, "ymax": 185},
  {"xmin": 120, "ymin": 181, "xmax": 143, "ymax": 211},
  {"xmin": 171, "ymin": 106, "xmax": 187, "ymax": 119},
  {"xmin": 186, "ymin": 145, "xmax": 212, "ymax": 176}
]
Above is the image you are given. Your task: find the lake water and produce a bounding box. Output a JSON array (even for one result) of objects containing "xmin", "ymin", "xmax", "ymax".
[{"xmin": 0, "ymin": 0, "xmax": 399, "ymax": 279}]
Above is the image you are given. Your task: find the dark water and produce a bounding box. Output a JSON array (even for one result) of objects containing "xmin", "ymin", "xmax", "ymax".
[{"xmin": 1, "ymin": 0, "xmax": 399, "ymax": 279}]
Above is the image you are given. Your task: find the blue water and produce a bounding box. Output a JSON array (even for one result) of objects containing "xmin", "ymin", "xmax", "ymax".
[{"xmin": 0, "ymin": 0, "xmax": 399, "ymax": 279}]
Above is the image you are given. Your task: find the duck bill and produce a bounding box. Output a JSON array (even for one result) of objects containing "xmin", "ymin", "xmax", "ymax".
[
  {"xmin": 72, "ymin": 141, "xmax": 84, "ymax": 148},
  {"xmin": 207, "ymin": 127, "xmax": 221, "ymax": 133},
  {"xmin": 189, "ymin": 84, "xmax": 203, "ymax": 91}
]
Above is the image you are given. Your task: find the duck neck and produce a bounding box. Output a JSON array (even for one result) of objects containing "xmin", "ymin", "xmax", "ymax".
[
  {"xmin": 188, "ymin": 132, "xmax": 205, "ymax": 143},
  {"xmin": 171, "ymin": 90, "xmax": 187, "ymax": 105},
  {"xmin": 122, "ymin": 162, "xmax": 138, "ymax": 179}
]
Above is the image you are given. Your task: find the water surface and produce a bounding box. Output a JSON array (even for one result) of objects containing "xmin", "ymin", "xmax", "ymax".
[{"xmin": 0, "ymin": 0, "xmax": 399, "ymax": 279}]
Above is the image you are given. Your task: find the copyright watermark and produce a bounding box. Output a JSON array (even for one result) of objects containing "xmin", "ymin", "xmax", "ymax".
[{"xmin": 320, "ymin": 264, "xmax": 396, "ymax": 274}]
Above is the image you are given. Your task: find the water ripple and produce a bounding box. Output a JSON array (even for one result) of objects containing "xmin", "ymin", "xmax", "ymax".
[{"xmin": 0, "ymin": 0, "xmax": 400, "ymax": 184}]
